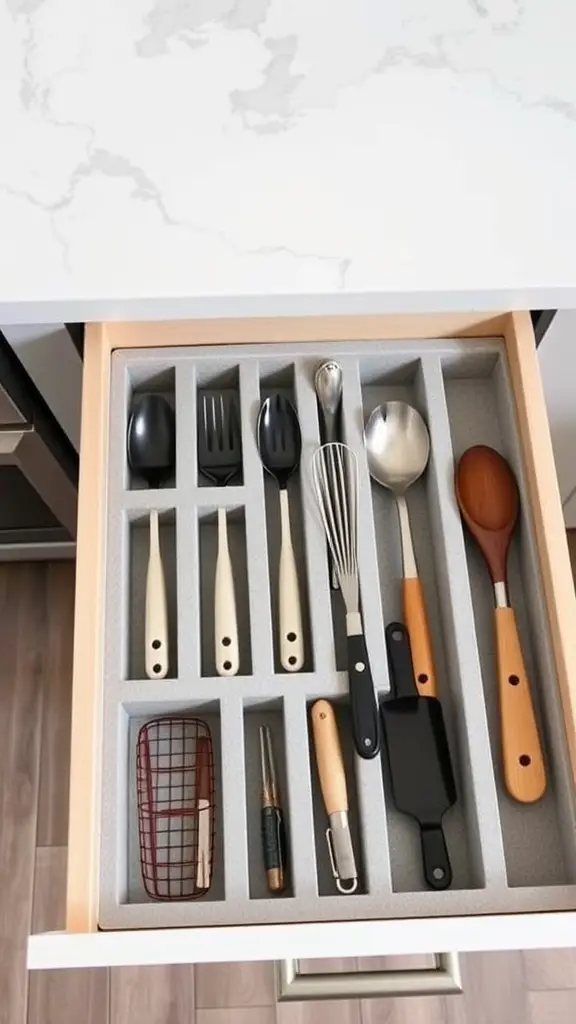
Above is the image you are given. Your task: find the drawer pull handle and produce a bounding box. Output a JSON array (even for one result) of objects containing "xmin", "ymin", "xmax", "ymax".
[{"xmin": 276, "ymin": 953, "xmax": 462, "ymax": 1001}]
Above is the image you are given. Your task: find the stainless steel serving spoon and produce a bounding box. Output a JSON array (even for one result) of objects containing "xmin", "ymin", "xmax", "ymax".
[{"xmin": 364, "ymin": 401, "xmax": 437, "ymax": 697}]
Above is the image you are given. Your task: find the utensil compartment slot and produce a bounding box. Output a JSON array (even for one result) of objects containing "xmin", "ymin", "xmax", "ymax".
[
  {"xmin": 259, "ymin": 364, "xmax": 314, "ymax": 673},
  {"xmin": 307, "ymin": 699, "xmax": 366, "ymax": 897},
  {"xmin": 359, "ymin": 360, "xmax": 438, "ymax": 658},
  {"xmin": 127, "ymin": 508, "xmax": 178, "ymax": 681},
  {"xmin": 359, "ymin": 358, "xmax": 483, "ymax": 893},
  {"xmin": 197, "ymin": 364, "xmax": 244, "ymax": 488},
  {"xmin": 121, "ymin": 701, "xmax": 225, "ymax": 907},
  {"xmin": 443, "ymin": 351, "xmax": 576, "ymax": 889},
  {"xmin": 198, "ymin": 505, "xmax": 252, "ymax": 677},
  {"xmin": 242, "ymin": 699, "xmax": 293, "ymax": 900},
  {"xmin": 125, "ymin": 365, "xmax": 176, "ymax": 491}
]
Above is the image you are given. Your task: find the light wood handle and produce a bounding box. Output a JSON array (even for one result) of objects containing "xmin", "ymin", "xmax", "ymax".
[
  {"xmin": 402, "ymin": 576, "xmax": 437, "ymax": 697},
  {"xmin": 214, "ymin": 508, "xmax": 239, "ymax": 676},
  {"xmin": 279, "ymin": 488, "xmax": 304, "ymax": 672},
  {"xmin": 310, "ymin": 700, "xmax": 348, "ymax": 815},
  {"xmin": 145, "ymin": 510, "xmax": 169, "ymax": 679},
  {"xmin": 495, "ymin": 606, "xmax": 546, "ymax": 803}
]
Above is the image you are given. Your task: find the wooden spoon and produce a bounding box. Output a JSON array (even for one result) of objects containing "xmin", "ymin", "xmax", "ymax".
[{"xmin": 455, "ymin": 445, "xmax": 546, "ymax": 804}]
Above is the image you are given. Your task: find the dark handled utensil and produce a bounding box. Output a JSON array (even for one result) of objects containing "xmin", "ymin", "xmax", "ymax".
[
  {"xmin": 198, "ymin": 392, "xmax": 243, "ymax": 676},
  {"xmin": 311, "ymin": 443, "xmax": 380, "ymax": 759},
  {"xmin": 259, "ymin": 725, "xmax": 287, "ymax": 893},
  {"xmin": 380, "ymin": 622, "xmax": 456, "ymax": 890},
  {"xmin": 127, "ymin": 394, "xmax": 176, "ymax": 679},
  {"xmin": 257, "ymin": 394, "xmax": 304, "ymax": 672}
]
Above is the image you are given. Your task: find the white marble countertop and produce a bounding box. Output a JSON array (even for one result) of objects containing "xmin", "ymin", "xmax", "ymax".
[{"xmin": 1, "ymin": 0, "xmax": 576, "ymax": 322}]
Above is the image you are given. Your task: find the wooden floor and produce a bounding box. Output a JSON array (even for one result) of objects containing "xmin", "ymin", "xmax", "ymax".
[{"xmin": 2, "ymin": 560, "xmax": 576, "ymax": 1024}]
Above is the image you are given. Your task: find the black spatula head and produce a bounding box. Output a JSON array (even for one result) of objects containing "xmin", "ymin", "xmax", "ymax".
[
  {"xmin": 381, "ymin": 622, "xmax": 456, "ymax": 890},
  {"xmin": 381, "ymin": 697, "xmax": 456, "ymax": 822}
]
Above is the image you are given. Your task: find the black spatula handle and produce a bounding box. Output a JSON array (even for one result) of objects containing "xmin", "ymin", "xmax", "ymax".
[
  {"xmin": 347, "ymin": 633, "xmax": 380, "ymax": 759},
  {"xmin": 420, "ymin": 825, "xmax": 452, "ymax": 890},
  {"xmin": 385, "ymin": 622, "xmax": 419, "ymax": 699}
]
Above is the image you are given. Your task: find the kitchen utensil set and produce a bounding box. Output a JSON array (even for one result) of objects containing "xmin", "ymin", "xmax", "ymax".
[{"xmin": 129, "ymin": 366, "xmax": 547, "ymax": 902}]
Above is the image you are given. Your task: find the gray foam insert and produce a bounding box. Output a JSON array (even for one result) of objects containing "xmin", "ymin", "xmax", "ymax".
[{"xmin": 98, "ymin": 338, "xmax": 576, "ymax": 930}]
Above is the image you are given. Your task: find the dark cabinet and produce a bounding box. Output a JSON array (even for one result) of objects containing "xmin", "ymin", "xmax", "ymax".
[{"xmin": 0, "ymin": 332, "xmax": 77, "ymax": 556}]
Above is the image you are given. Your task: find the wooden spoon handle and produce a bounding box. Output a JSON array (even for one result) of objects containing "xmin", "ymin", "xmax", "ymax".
[
  {"xmin": 402, "ymin": 577, "xmax": 437, "ymax": 697},
  {"xmin": 495, "ymin": 606, "xmax": 546, "ymax": 803}
]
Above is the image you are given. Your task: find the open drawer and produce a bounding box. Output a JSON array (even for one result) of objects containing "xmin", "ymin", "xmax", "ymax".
[{"xmin": 28, "ymin": 312, "xmax": 576, "ymax": 974}]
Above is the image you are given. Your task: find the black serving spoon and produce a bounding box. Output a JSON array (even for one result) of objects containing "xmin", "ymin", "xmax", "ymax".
[
  {"xmin": 127, "ymin": 394, "xmax": 175, "ymax": 679},
  {"xmin": 127, "ymin": 394, "xmax": 175, "ymax": 489},
  {"xmin": 257, "ymin": 394, "xmax": 304, "ymax": 672}
]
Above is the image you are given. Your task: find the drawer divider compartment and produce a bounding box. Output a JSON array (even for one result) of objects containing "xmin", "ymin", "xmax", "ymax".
[
  {"xmin": 420, "ymin": 355, "xmax": 507, "ymax": 888},
  {"xmin": 284, "ymin": 694, "xmax": 319, "ymax": 900},
  {"xmin": 238, "ymin": 360, "xmax": 275, "ymax": 677},
  {"xmin": 340, "ymin": 357, "xmax": 389, "ymax": 691},
  {"xmin": 220, "ymin": 694, "xmax": 250, "ymax": 902}
]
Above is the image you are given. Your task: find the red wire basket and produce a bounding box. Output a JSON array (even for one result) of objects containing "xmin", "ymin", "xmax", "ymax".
[{"xmin": 136, "ymin": 717, "xmax": 215, "ymax": 900}]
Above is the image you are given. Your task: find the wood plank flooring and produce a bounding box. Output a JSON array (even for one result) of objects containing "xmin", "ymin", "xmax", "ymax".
[{"xmin": 0, "ymin": 558, "xmax": 575, "ymax": 1022}]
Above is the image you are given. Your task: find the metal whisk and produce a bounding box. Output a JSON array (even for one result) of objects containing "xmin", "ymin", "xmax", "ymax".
[{"xmin": 312, "ymin": 443, "xmax": 380, "ymax": 758}]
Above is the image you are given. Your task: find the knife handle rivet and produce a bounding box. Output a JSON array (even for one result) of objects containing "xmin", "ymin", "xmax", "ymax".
[{"xmin": 355, "ymin": 661, "xmax": 365, "ymax": 672}]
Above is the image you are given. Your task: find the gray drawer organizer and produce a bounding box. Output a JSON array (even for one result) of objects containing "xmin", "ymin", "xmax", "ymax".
[{"xmin": 99, "ymin": 337, "xmax": 576, "ymax": 930}]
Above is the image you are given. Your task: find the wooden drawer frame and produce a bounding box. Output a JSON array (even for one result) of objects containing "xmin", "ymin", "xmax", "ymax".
[{"xmin": 29, "ymin": 310, "xmax": 576, "ymax": 970}]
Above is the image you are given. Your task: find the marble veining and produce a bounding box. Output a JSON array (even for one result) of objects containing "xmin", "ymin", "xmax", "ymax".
[{"xmin": 1, "ymin": 0, "xmax": 576, "ymax": 319}]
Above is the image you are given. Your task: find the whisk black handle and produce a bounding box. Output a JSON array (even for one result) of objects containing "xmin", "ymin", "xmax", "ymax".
[{"xmin": 347, "ymin": 633, "xmax": 380, "ymax": 758}]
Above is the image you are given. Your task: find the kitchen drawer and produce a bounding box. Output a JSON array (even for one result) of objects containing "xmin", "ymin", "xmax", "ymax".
[{"xmin": 28, "ymin": 312, "xmax": 576, "ymax": 972}]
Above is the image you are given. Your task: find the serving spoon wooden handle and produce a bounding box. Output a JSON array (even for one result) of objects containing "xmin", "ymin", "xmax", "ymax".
[
  {"xmin": 403, "ymin": 577, "xmax": 437, "ymax": 697},
  {"xmin": 495, "ymin": 606, "xmax": 546, "ymax": 803},
  {"xmin": 455, "ymin": 445, "xmax": 546, "ymax": 804}
]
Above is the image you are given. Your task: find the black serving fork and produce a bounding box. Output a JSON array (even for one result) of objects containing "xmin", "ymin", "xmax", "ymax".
[{"xmin": 197, "ymin": 393, "xmax": 243, "ymax": 676}]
